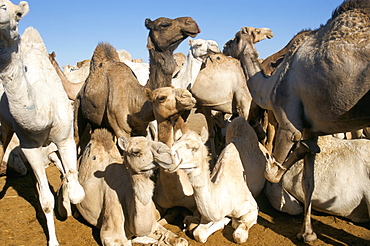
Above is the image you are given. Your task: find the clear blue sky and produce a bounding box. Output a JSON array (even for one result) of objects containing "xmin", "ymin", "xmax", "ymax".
[{"xmin": 18, "ymin": 0, "xmax": 342, "ymax": 67}]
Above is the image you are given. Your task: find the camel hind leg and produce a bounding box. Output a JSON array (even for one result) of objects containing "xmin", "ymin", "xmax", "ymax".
[{"xmin": 0, "ymin": 127, "xmax": 14, "ymax": 174}]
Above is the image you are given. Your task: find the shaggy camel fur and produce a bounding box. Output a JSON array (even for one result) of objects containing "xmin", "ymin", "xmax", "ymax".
[
  {"xmin": 48, "ymin": 52, "xmax": 84, "ymax": 101},
  {"xmin": 191, "ymin": 27, "xmax": 273, "ymax": 162},
  {"xmin": 223, "ymin": 0, "xmax": 370, "ymax": 242},
  {"xmin": 265, "ymin": 135, "xmax": 370, "ymax": 223},
  {"xmin": 76, "ymin": 128, "xmax": 188, "ymax": 246},
  {"xmin": 0, "ymin": 2, "xmax": 85, "ymax": 245},
  {"xmin": 172, "ymin": 39, "xmax": 221, "ymax": 89},
  {"xmin": 145, "ymin": 17, "xmax": 200, "ymax": 90},
  {"xmin": 74, "ymin": 42, "xmax": 195, "ymax": 148},
  {"xmin": 161, "ymin": 117, "xmax": 274, "ymax": 243}
]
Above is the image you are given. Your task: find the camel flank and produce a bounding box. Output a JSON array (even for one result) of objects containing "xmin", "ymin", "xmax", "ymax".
[
  {"xmin": 223, "ymin": 0, "xmax": 370, "ymax": 242},
  {"xmin": 265, "ymin": 135, "xmax": 370, "ymax": 223},
  {"xmin": 76, "ymin": 128, "xmax": 188, "ymax": 246},
  {"xmin": 145, "ymin": 17, "xmax": 200, "ymax": 90},
  {"xmin": 0, "ymin": 1, "xmax": 85, "ymax": 245}
]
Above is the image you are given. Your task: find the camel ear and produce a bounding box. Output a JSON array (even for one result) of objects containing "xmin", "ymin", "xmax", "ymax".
[
  {"xmin": 117, "ymin": 136, "xmax": 128, "ymax": 152},
  {"xmin": 188, "ymin": 38, "xmax": 193, "ymax": 46},
  {"xmin": 145, "ymin": 18, "xmax": 154, "ymax": 29},
  {"xmin": 51, "ymin": 51, "xmax": 56, "ymax": 59},
  {"xmin": 145, "ymin": 88, "xmax": 153, "ymax": 101},
  {"xmin": 241, "ymin": 27, "xmax": 250, "ymax": 35},
  {"xmin": 200, "ymin": 127, "xmax": 208, "ymax": 144},
  {"xmin": 17, "ymin": 1, "xmax": 29, "ymax": 19}
]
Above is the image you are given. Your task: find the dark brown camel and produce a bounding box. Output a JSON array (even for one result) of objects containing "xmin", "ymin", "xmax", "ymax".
[{"xmin": 145, "ymin": 17, "xmax": 200, "ymax": 90}]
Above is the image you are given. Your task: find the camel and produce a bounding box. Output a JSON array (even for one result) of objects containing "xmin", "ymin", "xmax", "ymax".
[
  {"xmin": 190, "ymin": 26, "xmax": 273, "ymax": 162},
  {"xmin": 145, "ymin": 17, "xmax": 200, "ymax": 90},
  {"xmin": 76, "ymin": 128, "xmax": 188, "ymax": 246},
  {"xmin": 172, "ymin": 38, "xmax": 221, "ymax": 89},
  {"xmin": 0, "ymin": 1, "xmax": 85, "ymax": 245},
  {"xmin": 48, "ymin": 51, "xmax": 84, "ymax": 101},
  {"xmin": 265, "ymin": 135, "xmax": 370, "ymax": 223},
  {"xmin": 74, "ymin": 42, "xmax": 196, "ymax": 149},
  {"xmin": 160, "ymin": 117, "xmax": 274, "ymax": 243},
  {"xmin": 222, "ymin": 0, "xmax": 370, "ymax": 241}
]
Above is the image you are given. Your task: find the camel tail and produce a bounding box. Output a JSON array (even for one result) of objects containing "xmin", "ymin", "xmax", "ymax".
[
  {"xmin": 91, "ymin": 42, "xmax": 120, "ymax": 66},
  {"xmin": 20, "ymin": 27, "xmax": 47, "ymax": 55}
]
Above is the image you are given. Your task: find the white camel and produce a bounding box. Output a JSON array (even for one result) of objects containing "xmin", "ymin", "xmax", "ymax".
[
  {"xmin": 171, "ymin": 38, "xmax": 220, "ymax": 89},
  {"xmin": 161, "ymin": 117, "xmax": 274, "ymax": 243},
  {"xmin": 0, "ymin": 1, "xmax": 84, "ymax": 245},
  {"xmin": 76, "ymin": 128, "xmax": 188, "ymax": 246},
  {"xmin": 265, "ymin": 135, "xmax": 370, "ymax": 223}
]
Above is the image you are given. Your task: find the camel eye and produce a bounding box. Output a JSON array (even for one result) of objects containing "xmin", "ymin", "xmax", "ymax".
[
  {"xmin": 160, "ymin": 23, "xmax": 171, "ymax": 28},
  {"xmin": 158, "ymin": 96, "xmax": 167, "ymax": 102},
  {"xmin": 92, "ymin": 156, "xmax": 96, "ymax": 160}
]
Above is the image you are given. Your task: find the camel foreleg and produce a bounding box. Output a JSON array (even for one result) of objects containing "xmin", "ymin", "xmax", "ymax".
[
  {"xmin": 297, "ymin": 150, "xmax": 317, "ymax": 242},
  {"xmin": 193, "ymin": 217, "xmax": 231, "ymax": 243}
]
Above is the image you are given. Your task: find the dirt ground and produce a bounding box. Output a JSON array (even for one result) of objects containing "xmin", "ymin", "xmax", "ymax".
[{"xmin": 0, "ymin": 112, "xmax": 369, "ymax": 246}]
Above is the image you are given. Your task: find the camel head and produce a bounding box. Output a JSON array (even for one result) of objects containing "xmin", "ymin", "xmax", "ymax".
[
  {"xmin": 118, "ymin": 135, "xmax": 173, "ymax": 178},
  {"xmin": 149, "ymin": 87, "xmax": 196, "ymax": 122},
  {"xmin": 0, "ymin": 0, "xmax": 28, "ymax": 46},
  {"xmin": 189, "ymin": 39, "xmax": 221, "ymax": 59},
  {"xmin": 145, "ymin": 16, "xmax": 200, "ymax": 53},
  {"xmin": 223, "ymin": 28, "xmax": 260, "ymax": 62},
  {"xmin": 162, "ymin": 128, "xmax": 209, "ymax": 173},
  {"xmin": 241, "ymin": 27, "xmax": 274, "ymax": 44}
]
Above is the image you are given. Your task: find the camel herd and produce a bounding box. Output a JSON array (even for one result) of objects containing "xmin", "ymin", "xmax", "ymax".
[{"xmin": 0, "ymin": 0, "xmax": 369, "ymax": 245}]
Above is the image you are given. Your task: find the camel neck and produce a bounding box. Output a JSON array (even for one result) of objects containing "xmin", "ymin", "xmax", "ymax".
[
  {"xmin": 172, "ymin": 49, "xmax": 203, "ymax": 89},
  {"xmin": 147, "ymin": 49, "xmax": 176, "ymax": 90},
  {"xmin": 240, "ymin": 43, "xmax": 274, "ymax": 110}
]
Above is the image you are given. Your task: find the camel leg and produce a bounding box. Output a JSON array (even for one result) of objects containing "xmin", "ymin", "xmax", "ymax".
[
  {"xmin": 193, "ymin": 217, "xmax": 231, "ymax": 243},
  {"xmin": 0, "ymin": 128, "xmax": 14, "ymax": 174},
  {"xmin": 21, "ymin": 147, "xmax": 59, "ymax": 246},
  {"xmin": 202, "ymin": 107, "xmax": 217, "ymax": 166},
  {"xmin": 297, "ymin": 137, "xmax": 318, "ymax": 242},
  {"xmin": 148, "ymin": 223, "xmax": 188, "ymax": 246},
  {"xmin": 232, "ymin": 199, "xmax": 258, "ymax": 244},
  {"xmin": 56, "ymin": 137, "xmax": 85, "ymax": 205}
]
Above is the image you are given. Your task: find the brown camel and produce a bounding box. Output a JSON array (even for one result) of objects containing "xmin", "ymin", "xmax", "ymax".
[
  {"xmin": 48, "ymin": 52, "xmax": 84, "ymax": 101},
  {"xmin": 145, "ymin": 17, "xmax": 200, "ymax": 90},
  {"xmin": 223, "ymin": 0, "xmax": 370, "ymax": 242},
  {"xmin": 74, "ymin": 42, "xmax": 196, "ymax": 149}
]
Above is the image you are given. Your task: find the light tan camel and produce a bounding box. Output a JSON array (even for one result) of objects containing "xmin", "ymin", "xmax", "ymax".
[
  {"xmin": 74, "ymin": 42, "xmax": 195, "ymax": 149},
  {"xmin": 223, "ymin": 0, "xmax": 370, "ymax": 241},
  {"xmin": 191, "ymin": 27, "xmax": 273, "ymax": 162},
  {"xmin": 160, "ymin": 117, "xmax": 273, "ymax": 243},
  {"xmin": 0, "ymin": 1, "xmax": 85, "ymax": 245},
  {"xmin": 76, "ymin": 128, "xmax": 188, "ymax": 246},
  {"xmin": 265, "ymin": 135, "xmax": 370, "ymax": 223},
  {"xmin": 48, "ymin": 52, "xmax": 84, "ymax": 101},
  {"xmin": 145, "ymin": 17, "xmax": 200, "ymax": 90}
]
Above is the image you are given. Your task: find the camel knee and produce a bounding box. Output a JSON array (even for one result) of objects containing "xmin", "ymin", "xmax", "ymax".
[{"xmin": 193, "ymin": 225, "xmax": 209, "ymax": 243}]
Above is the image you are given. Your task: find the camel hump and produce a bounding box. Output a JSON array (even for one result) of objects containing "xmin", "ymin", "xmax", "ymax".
[
  {"xmin": 91, "ymin": 42, "xmax": 120, "ymax": 66},
  {"xmin": 332, "ymin": 0, "xmax": 370, "ymax": 19},
  {"xmin": 20, "ymin": 27, "xmax": 47, "ymax": 55}
]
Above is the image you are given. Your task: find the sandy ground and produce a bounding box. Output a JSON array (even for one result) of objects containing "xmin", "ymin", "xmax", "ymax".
[{"xmin": 0, "ymin": 112, "xmax": 369, "ymax": 245}]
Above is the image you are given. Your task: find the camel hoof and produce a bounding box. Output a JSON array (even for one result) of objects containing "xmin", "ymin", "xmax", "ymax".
[
  {"xmin": 67, "ymin": 179, "xmax": 85, "ymax": 204},
  {"xmin": 233, "ymin": 228, "xmax": 249, "ymax": 244},
  {"xmin": 297, "ymin": 231, "xmax": 317, "ymax": 242},
  {"xmin": 264, "ymin": 161, "xmax": 286, "ymax": 183},
  {"xmin": 193, "ymin": 227, "xmax": 209, "ymax": 243}
]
